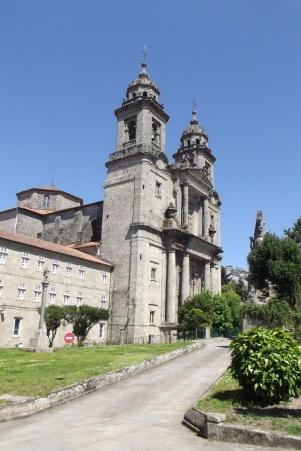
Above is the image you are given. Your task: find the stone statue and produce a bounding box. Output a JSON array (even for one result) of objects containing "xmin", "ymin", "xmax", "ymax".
[
  {"xmin": 43, "ymin": 268, "xmax": 49, "ymax": 283},
  {"xmin": 250, "ymin": 210, "xmax": 265, "ymax": 250}
]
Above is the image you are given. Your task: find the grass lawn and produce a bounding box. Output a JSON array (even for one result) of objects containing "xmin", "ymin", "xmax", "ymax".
[
  {"xmin": 0, "ymin": 342, "xmax": 192, "ymax": 398},
  {"xmin": 197, "ymin": 370, "xmax": 301, "ymax": 437}
]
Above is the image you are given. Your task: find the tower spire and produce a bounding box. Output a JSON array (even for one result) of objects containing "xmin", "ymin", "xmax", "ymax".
[
  {"xmin": 191, "ymin": 100, "xmax": 198, "ymax": 123},
  {"xmin": 143, "ymin": 45, "xmax": 147, "ymax": 64},
  {"xmin": 139, "ymin": 46, "xmax": 148, "ymax": 78}
]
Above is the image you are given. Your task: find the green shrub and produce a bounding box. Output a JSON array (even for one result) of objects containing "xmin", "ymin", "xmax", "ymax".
[
  {"xmin": 230, "ymin": 327, "xmax": 301, "ymax": 405},
  {"xmin": 243, "ymin": 298, "xmax": 294, "ymax": 328}
]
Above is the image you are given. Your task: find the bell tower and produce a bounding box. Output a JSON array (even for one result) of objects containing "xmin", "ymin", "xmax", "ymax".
[
  {"xmin": 113, "ymin": 54, "xmax": 169, "ymax": 158},
  {"xmin": 101, "ymin": 56, "xmax": 173, "ymax": 343}
]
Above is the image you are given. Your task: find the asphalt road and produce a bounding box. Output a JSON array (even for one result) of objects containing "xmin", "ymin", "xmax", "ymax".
[{"xmin": 0, "ymin": 339, "xmax": 282, "ymax": 451}]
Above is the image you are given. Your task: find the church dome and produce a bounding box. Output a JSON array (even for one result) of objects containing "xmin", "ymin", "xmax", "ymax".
[
  {"xmin": 180, "ymin": 109, "xmax": 208, "ymax": 147},
  {"xmin": 126, "ymin": 60, "xmax": 160, "ymax": 101}
]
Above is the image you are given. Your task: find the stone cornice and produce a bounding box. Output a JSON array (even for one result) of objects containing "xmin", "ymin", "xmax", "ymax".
[
  {"xmin": 107, "ymin": 143, "xmax": 169, "ymax": 165},
  {"xmin": 173, "ymin": 144, "xmax": 216, "ymax": 163},
  {"xmin": 114, "ymin": 98, "xmax": 169, "ymax": 122}
]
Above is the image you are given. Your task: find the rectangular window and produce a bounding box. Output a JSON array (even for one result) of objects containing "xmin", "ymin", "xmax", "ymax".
[
  {"xmin": 99, "ymin": 323, "xmax": 105, "ymax": 338},
  {"xmin": 150, "ymin": 267, "xmax": 157, "ymax": 281},
  {"xmin": 78, "ymin": 265, "xmax": 85, "ymax": 279},
  {"xmin": 0, "ymin": 246, "xmax": 8, "ymax": 264},
  {"xmin": 66, "ymin": 262, "xmax": 72, "ymax": 276},
  {"xmin": 33, "ymin": 285, "xmax": 42, "ymax": 302},
  {"xmin": 0, "ymin": 280, "xmax": 3, "ymax": 298},
  {"xmin": 21, "ymin": 252, "xmax": 29, "ymax": 268},
  {"xmin": 76, "ymin": 291, "xmax": 83, "ymax": 306},
  {"xmin": 37, "ymin": 256, "xmax": 45, "ymax": 271},
  {"xmin": 155, "ymin": 181, "xmax": 161, "ymax": 198},
  {"xmin": 100, "ymin": 294, "xmax": 106, "ymax": 307},
  {"xmin": 52, "ymin": 259, "xmax": 59, "ymax": 273},
  {"xmin": 101, "ymin": 273, "xmax": 108, "ymax": 283},
  {"xmin": 17, "ymin": 282, "xmax": 26, "ymax": 300},
  {"xmin": 13, "ymin": 317, "xmax": 22, "ymax": 336},
  {"xmin": 49, "ymin": 287, "xmax": 56, "ymax": 303},
  {"xmin": 149, "ymin": 311, "xmax": 155, "ymax": 324},
  {"xmin": 63, "ymin": 290, "xmax": 70, "ymax": 305}
]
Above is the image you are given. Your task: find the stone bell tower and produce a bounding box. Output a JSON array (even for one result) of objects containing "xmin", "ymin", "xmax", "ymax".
[
  {"xmin": 114, "ymin": 55, "xmax": 169, "ymax": 155},
  {"xmin": 101, "ymin": 57, "xmax": 173, "ymax": 343}
]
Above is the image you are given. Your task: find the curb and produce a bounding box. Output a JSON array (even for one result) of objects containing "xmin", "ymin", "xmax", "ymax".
[
  {"xmin": 0, "ymin": 341, "xmax": 204, "ymax": 422},
  {"xmin": 183, "ymin": 407, "xmax": 301, "ymax": 449}
]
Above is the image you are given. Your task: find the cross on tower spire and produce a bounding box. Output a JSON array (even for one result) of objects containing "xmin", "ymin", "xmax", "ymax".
[
  {"xmin": 191, "ymin": 100, "xmax": 198, "ymax": 123},
  {"xmin": 143, "ymin": 46, "xmax": 147, "ymax": 64},
  {"xmin": 139, "ymin": 46, "xmax": 148, "ymax": 78}
]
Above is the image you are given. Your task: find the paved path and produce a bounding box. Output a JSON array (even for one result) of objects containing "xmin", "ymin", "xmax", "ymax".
[{"xmin": 0, "ymin": 339, "xmax": 282, "ymax": 451}]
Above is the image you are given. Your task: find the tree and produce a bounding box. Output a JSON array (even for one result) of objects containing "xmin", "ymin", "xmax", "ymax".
[
  {"xmin": 284, "ymin": 217, "xmax": 301, "ymax": 244},
  {"xmin": 221, "ymin": 266, "xmax": 231, "ymax": 286},
  {"xmin": 248, "ymin": 233, "xmax": 301, "ymax": 307},
  {"xmin": 219, "ymin": 285, "xmax": 243, "ymax": 328},
  {"xmin": 211, "ymin": 296, "xmax": 232, "ymax": 334},
  {"xmin": 39, "ymin": 305, "xmax": 65, "ymax": 348},
  {"xmin": 178, "ymin": 288, "xmax": 243, "ymax": 337},
  {"xmin": 178, "ymin": 291, "xmax": 213, "ymax": 338},
  {"xmin": 63, "ymin": 305, "xmax": 109, "ymax": 345}
]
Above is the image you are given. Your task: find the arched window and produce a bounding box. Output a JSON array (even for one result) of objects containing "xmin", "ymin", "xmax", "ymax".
[
  {"xmin": 143, "ymin": 91, "xmax": 147, "ymax": 97},
  {"xmin": 152, "ymin": 118, "xmax": 161, "ymax": 146},
  {"xmin": 132, "ymin": 92, "xmax": 136, "ymax": 100},
  {"xmin": 127, "ymin": 120, "xmax": 136, "ymax": 141},
  {"xmin": 196, "ymin": 139, "xmax": 200, "ymax": 145}
]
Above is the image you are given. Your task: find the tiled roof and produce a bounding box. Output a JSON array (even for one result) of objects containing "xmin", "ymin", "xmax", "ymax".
[
  {"xmin": 68, "ymin": 242, "xmax": 100, "ymax": 249},
  {"xmin": 0, "ymin": 230, "xmax": 113, "ymax": 267},
  {"xmin": 22, "ymin": 207, "xmax": 56, "ymax": 216}
]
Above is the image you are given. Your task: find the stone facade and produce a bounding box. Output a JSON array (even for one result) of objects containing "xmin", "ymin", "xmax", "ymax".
[
  {"xmin": 101, "ymin": 61, "xmax": 222, "ymax": 343},
  {"xmin": 0, "ymin": 230, "xmax": 112, "ymax": 348},
  {"xmin": 0, "ymin": 187, "xmax": 102, "ymax": 246}
]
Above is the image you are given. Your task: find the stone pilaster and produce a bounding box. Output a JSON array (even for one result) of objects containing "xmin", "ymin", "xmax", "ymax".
[
  {"xmin": 181, "ymin": 252, "xmax": 190, "ymax": 303},
  {"xmin": 166, "ymin": 247, "xmax": 177, "ymax": 323},
  {"xmin": 204, "ymin": 261, "xmax": 211, "ymax": 291},
  {"xmin": 203, "ymin": 197, "xmax": 209, "ymax": 238},
  {"xmin": 176, "ymin": 187, "xmax": 182, "ymax": 225},
  {"xmin": 183, "ymin": 184, "xmax": 189, "ymax": 227}
]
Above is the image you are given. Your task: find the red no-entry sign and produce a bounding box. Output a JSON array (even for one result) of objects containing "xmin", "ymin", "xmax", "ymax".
[{"xmin": 64, "ymin": 332, "xmax": 75, "ymax": 344}]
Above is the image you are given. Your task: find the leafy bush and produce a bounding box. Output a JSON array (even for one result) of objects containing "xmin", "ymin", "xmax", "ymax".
[
  {"xmin": 230, "ymin": 327, "xmax": 301, "ymax": 405},
  {"xmin": 243, "ymin": 298, "xmax": 294, "ymax": 327}
]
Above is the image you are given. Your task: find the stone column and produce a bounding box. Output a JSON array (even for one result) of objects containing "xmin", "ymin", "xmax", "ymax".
[
  {"xmin": 30, "ymin": 269, "xmax": 50, "ymax": 351},
  {"xmin": 183, "ymin": 184, "xmax": 189, "ymax": 227},
  {"xmin": 166, "ymin": 247, "xmax": 177, "ymax": 323},
  {"xmin": 204, "ymin": 261, "xmax": 211, "ymax": 291},
  {"xmin": 181, "ymin": 252, "xmax": 190, "ymax": 303},
  {"xmin": 38, "ymin": 278, "xmax": 49, "ymax": 331},
  {"xmin": 203, "ymin": 196, "xmax": 209, "ymax": 237}
]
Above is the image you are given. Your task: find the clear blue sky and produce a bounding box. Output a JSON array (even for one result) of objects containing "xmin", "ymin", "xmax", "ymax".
[{"xmin": 0, "ymin": 0, "xmax": 300, "ymax": 269}]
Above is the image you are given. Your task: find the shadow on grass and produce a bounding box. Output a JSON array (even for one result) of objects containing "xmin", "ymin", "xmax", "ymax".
[
  {"xmin": 212, "ymin": 389, "xmax": 301, "ymax": 419},
  {"xmin": 212, "ymin": 388, "xmax": 246, "ymax": 405}
]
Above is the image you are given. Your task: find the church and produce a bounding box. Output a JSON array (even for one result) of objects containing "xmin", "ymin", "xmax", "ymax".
[{"xmin": 0, "ymin": 59, "xmax": 222, "ymax": 345}]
